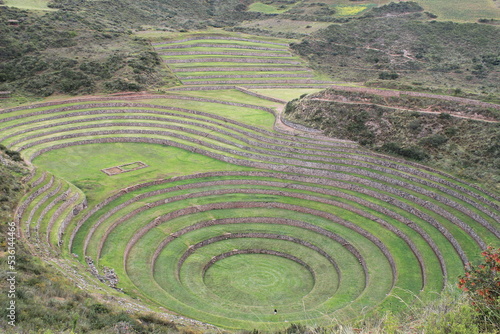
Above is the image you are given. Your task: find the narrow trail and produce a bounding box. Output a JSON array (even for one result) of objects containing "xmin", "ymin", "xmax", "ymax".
[{"xmin": 309, "ymin": 98, "xmax": 499, "ymax": 123}]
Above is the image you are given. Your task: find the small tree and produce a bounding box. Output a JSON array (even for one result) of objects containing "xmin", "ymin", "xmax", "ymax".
[{"xmin": 458, "ymin": 246, "xmax": 500, "ymax": 331}]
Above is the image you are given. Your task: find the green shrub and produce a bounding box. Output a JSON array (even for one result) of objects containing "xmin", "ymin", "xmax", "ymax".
[
  {"xmin": 104, "ymin": 79, "xmax": 142, "ymax": 92},
  {"xmin": 379, "ymin": 71, "xmax": 399, "ymax": 80},
  {"xmin": 380, "ymin": 142, "xmax": 429, "ymax": 161},
  {"xmin": 5, "ymin": 150, "xmax": 22, "ymax": 162},
  {"xmin": 458, "ymin": 246, "xmax": 500, "ymax": 332},
  {"xmin": 419, "ymin": 134, "xmax": 448, "ymax": 147}
]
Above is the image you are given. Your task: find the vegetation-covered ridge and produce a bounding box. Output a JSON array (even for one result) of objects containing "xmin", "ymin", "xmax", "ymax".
[
  {"xmin": 284, "ymin": 87, "xmax": 500, "ymax": 188},
  {"xmin": 290, "ymin": 14, "xmax": 500, "ymax": 97},
  {"xmin": 0, "ymin": 5, "xmax": 180, "ymax": 99}
]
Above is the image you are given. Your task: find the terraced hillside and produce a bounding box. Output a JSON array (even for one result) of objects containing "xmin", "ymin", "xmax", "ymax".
[
  {"xmin": 154, "ymin": 35, "xmax": 336, "ymax": 89},
  {"xmin": 2, "ymin": 86, "xmax": 499, "ymax": 330}
]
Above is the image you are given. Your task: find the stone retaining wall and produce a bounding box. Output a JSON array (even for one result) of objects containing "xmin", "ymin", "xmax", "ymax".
[
  {"xmin": 177, "ymin": 233, "xmax": 341, "ymax": 282},
  {"xmin": 172, "ymin": 67, "xmax": 310, "ymax": 72},
  {"xmin": 16, "ymin": 175, "xmax": 53, "ymax": 237},
  {"xmin": 19, "ymin": 127, "xmax": 499, "ymax": 232},
  {"xmin": 184, "ymin": 79, "xmax": 333, "ymax": 85},
  {"xmin": 202, "ymin": 249, "xmax": 312, "ymax": 278},
  {"xmin": 25, "ymin": 135, "xmax": 496, "ymax": 257},
  {"xmin": 155, "ymin": 43, "xmax": 285, "ymax": 51},
  {"xmin": 124, "ymin": 200, "xmax": 395, "ymax": 286},
  {"xmin": 164, "ymin": 58, "xmax": 301, "ymax": 64},
  {"xmin": 59, "ymin": 192, "xmax": 83, "ymax": 246},
  {"xmin": 152, "ymin": 36, "xmax": 288, "ymax": 46},
  {"xmin": 160, "ymin": 51, "xmax": 290, "ymax": 57},
  {"xmin": 32, "ymin": 183, "xmax": 64, "ymax": 240},
  {"xmin": 44, "ymin": 189, "xmax": 73, "ymax": 245},
  {"xmin": 26, "ymin": 181, "xmax": 62, "ymax": 233},
  {"xmin": 30, "ymin": 172, "xmax": 47, "ymax": 188},
  {"xmin": 181, "ymin": 73, "xmax": 313, "ymax": 80}
]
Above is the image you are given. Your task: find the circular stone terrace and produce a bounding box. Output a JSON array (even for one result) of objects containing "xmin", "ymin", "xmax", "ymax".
[{"xmin": 3, "ymin": 35, "xmax": 500, "ymax": 331}]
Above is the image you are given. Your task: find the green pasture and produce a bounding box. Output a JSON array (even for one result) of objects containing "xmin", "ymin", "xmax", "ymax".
[
  {"xmin": 32, "ymin": 143, "xmax": 256, "ymax": 204},
  {"xmin": 333, "ymin": 4, "xmax": 373, "ymax": 16},
  {"xmin": 173, "ymin": 89, "xmax": 283, "ymax": 107},
  {"xmin": 3, "ymin": 0, "xmax": 56, "ymax": 11},
  {"xmin": 417, "ymin": 0, "xmax": 500, "ymax": 22},
  {"xmin": 237, "ymin": 18, "xmax": 333, "ymax": 34},
  {"xmin": 248, "ymin": 2, "xmax": 291, "ymax": 14}
]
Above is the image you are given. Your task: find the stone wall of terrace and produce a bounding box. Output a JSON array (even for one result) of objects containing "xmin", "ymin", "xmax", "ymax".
[
  {"xmin": 181, "ymin": 73, "xmax": 313, "ymax": 79},
  {"xmin": 155, "ymin": 44, "xmax": 285, "ymax": 51},
  {"xmin": 16, "ymin": 175, "xmax": 53, "ymax": 236},
  {"xmin": 55, "ymin": 192, "xmax": 81, "ymax": 237},
  {"xmin": 152, "ymin": 36, "xmax": 288, "ymax": 46},
  {"xmin": 202, "ymin": 249, "xmax": 312, "ymax": 278},
  {"xmin": 25, "ymin": 134, "xmax": 496, "ymax": 255},
  {"xmin": 176, "ymin": 233, "xmax": 339, "ymax": 281},
  {"xmin": 172, "ymin": 67, "xmax": 310, "ymax": 72},
  {"xmin": 164, "ymin": 58, "xmax": 301, "ymax": 64},
  {"xmin": 26, "ymin": 181, "xmax": 62, "ymax": 228},
  {"xmin": 160, "ymin": 51, "xmax": 290, "ymax": 57},
  {"xmin": 18, "ymin": 126, "xmax": 498, "ymax": 231},
  {"xmin": 184, "ymin": 80, "xmax": 332, "ymax": 85},
  {"xmin": 43, "ymin": 189, "xmax": 72, "ymax": 244}
]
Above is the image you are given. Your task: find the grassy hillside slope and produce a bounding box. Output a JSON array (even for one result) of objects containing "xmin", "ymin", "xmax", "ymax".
[
  {"xmin": 290, "ymin": 4, "xmax": 500, "ymax": 98},
  {"xmin": 284, "ymin": 88, "xmax": 500, "ymax": 188}
]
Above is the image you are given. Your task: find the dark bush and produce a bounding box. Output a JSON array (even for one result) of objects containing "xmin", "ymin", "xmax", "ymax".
[
  {"xmin": 104, "ymin": 79, "xmax": 142, "ymax": 92},
  {"xmin": 5, "ymin": 150, "xmax": 22, "ymax": 162},
  {"xmin": 378, "ymin": 71, "xmax": 399, "ymax": 80},
  {"xmin": 56, "ymin": 70, "xmax": 94, "ymax": 94},
  {"xmin": 420, "ymin": 134, "xmax": 448, "ymax": 147},
  {"xmin": 380, "ymin": 142, "xmax": 429, "ymax": 161}
]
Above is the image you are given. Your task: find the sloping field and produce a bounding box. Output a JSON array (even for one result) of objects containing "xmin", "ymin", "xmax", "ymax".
[
  {"xmin": 2, "ymin": 0, "xmax": 56, "ymax": 11},
  {"xmin": 246, "ymin": 0, "xmax": 499, "ymax": 22},
  {"xmin": 154, "ymin": 35, "xmax": 337, "ymax": 89},
  {"xmin": 2, "ymin": 89, "xmax": 499, "ymax": 330}
]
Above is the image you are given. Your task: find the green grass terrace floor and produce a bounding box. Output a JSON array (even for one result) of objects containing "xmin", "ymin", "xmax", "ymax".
[{"xmin": 2, "ymin": 89, "xmax": 499, "ymax": 330}]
